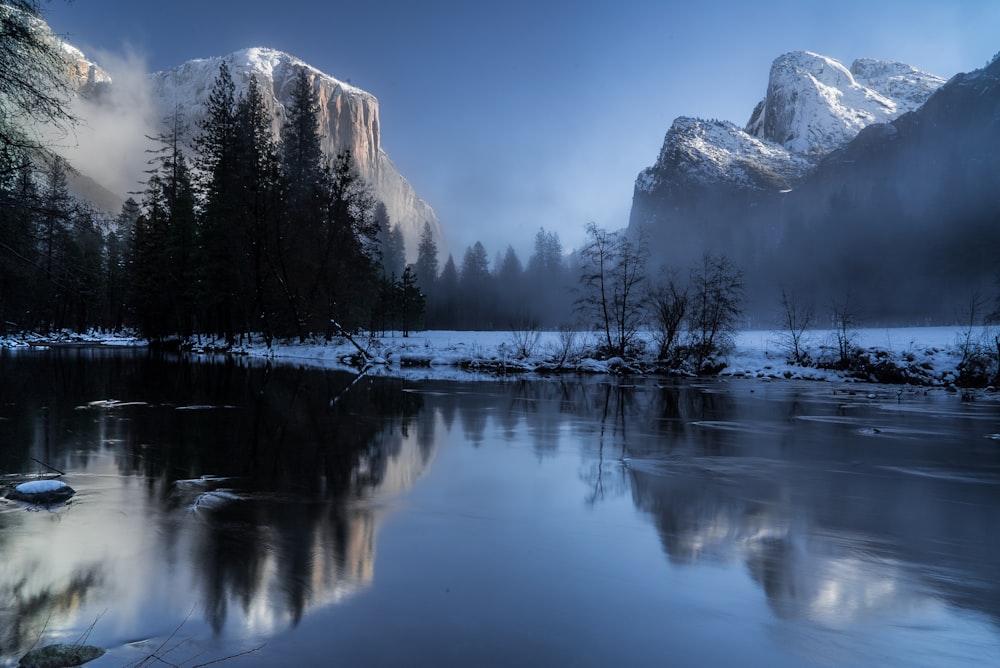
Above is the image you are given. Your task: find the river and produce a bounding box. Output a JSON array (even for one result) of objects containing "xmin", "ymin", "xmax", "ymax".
[{"xmin": 1, "ymin": 347, "xmax": 998, "ymax": 667}]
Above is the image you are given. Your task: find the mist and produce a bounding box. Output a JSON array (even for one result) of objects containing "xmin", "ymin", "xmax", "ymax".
[{"xmin": 55, "ymin": 47, "xmax": 160, "ymax": 203}]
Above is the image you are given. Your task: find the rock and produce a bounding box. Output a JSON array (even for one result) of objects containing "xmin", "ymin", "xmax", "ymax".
[
  {"xmin": 7, "ymin": 480, "xmax": 75, "ymax": 505},
  {"xmin": 19, "ymin": 643, "xmax": 104, "ymax": 668}
]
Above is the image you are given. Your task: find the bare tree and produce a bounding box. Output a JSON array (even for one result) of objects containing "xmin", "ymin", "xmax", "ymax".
[
  {"xmin": 687, "ymin": 254, "xmax": 744, "ymax": 372},
  {"xmin": 0, "ymin": 2, "xmax": 76, "ymax": 163},
  {"xmin": 777, "ymin": 286, "xmax": 814, "ymax": 365},
  {"xmin": 829, "ymin": 291, "xmax": 859, "ymax": 368},
  {"xmin": 508, "ymin": 310, "xmax": 541, "ymax": 359},
  {"xmin": 575, "ymin": 223, "xmax": 649, "ymax": 357},
  {"xmin": 648, "ymin": 268, "xmax": 688, "ymax": 362}
]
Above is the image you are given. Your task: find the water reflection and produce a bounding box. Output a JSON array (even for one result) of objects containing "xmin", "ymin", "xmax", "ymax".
[
  {"xmin": 623, "ymin": 382, "xmax": 1000, "ymax": 631},
  {"xmin": 1, "ymin": 351, "xmax": 999, "ymax": 665},
  {"xmin": 0, "ymin": 348, "xmax": 432, "ymax": 660}
]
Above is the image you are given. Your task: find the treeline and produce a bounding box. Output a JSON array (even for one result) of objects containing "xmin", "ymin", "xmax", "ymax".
[
  {"xmin": 410, "ymin": 225, "xmax": 575, "ymax": 330},
  {"xmin": 1, "ymin": 63, "xmax": 424, "ymax": 343}
]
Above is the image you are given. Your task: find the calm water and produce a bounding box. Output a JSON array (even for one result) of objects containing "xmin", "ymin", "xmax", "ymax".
[{"xmin": 1, "ymin": 348, "xmax": 999, "ymax": 667}]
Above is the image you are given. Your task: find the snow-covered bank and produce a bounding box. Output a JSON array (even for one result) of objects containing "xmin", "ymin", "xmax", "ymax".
[
  {"xmin": 0, "ymin": 329, "xmax": 144, "ymax": 348},
  {"xmin": 2, "ymin": 326, "xmax": 996, "ymax": 388},
  {"xmin": 223, "ymin": 326, "xmax": 994, "ymax": 387}
]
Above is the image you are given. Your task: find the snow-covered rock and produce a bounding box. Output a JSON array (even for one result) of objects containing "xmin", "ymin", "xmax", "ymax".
[
  {"xmin": 745, "ymin": 51, "xmax": 944, "ymax": 156},
  {"xmin": 635, "ymin": 51, "xmax": 944, "ymax": 202},
  {"xmin": 151, "ymin": 47, "xmax": 445, "ymax": 263},
  {"xmin": 636, "ymin": 117, "xmax": 811, "ymax": 194},
  {"xmin": 7, "ymin": 479, "xmax": 75, "ymax": 505}
]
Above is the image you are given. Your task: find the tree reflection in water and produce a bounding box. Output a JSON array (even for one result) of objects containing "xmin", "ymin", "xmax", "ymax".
[
  {"xmin": 0, "ymin": 348, "xmax": 429, "ymax": 657},
  {"xmin": 1, "ymin": 351, "xmax": 999, "ymax": 665}
]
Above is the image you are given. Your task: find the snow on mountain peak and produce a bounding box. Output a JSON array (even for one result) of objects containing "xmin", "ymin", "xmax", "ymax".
[
  {"xmin": 744, "ymin": 51, "xmax": 944, "ymax": 156},
  {"xmin": 637, "ymin": 117, "xmax": 810, "ymax": 193},
  {"xmin": 150, "ymin": 47, "xmax": 444, "ymax": 262}
]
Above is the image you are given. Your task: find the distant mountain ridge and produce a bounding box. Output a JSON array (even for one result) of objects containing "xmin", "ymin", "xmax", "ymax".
[
  {"xmin": 631, "ymin": 51, "xmax": 945, "ymax": 221},
  {"xmin": 629, "ymin": 50, "xmax": 1000, "ymax": 321}
]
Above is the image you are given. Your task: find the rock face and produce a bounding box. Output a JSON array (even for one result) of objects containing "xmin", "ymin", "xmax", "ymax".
[
  {"xmin": 744, "ymin": 51, "xmax": 943, "ymax": 156},
  {"xmin": 59, "ymin": 42, "xmax": 112, "ymax": 97},
  {"xmin": 151, "ymin": 47, "xmax": 444, "ymax": 262},
  {"xmin": 56, "ymin": 36, "xmax": 444, "ymax": 263}
]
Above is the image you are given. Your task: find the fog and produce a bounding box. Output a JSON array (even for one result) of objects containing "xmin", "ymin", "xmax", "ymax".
[
  {"xmin": 630, "ymin": 59, "xmax": 1000, "ymax": 327},
  {"xmin": 56, "ymin": 47, "xmax": 159, "ymax": 200}
]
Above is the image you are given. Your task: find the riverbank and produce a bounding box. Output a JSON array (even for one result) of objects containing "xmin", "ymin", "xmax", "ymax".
[
  {"xmin": 225, "ymin": 326, "xmax": 993, "ymax": 388},
  {"xmin": 2, "ymin": 326, "xmax": 996, "ymax": 389}
]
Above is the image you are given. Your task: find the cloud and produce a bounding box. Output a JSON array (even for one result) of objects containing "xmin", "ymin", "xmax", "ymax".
[{"xmin": 56, "ymin": 45, "xmax": 160, "ymax": 199}]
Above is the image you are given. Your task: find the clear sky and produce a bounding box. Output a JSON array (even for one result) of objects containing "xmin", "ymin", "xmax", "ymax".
[{"xmin": 42, "ymin": 0, "xmax": 1000, "ymax": 261}]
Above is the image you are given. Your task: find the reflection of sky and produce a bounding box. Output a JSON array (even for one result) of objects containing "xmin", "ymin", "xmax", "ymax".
[{"xmin": 3, "ymin": 373, "xmax": 1000, "ymax": 666}]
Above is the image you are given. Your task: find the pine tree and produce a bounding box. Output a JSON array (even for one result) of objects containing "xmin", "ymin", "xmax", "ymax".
[
  {"xmin": 0, "ymin": 150, "xmax": 40, "ymax": 331},
  {"xmin": 398, "ymin": 266, "xmax": 424, "ymax": 337},
  {"xmin": 236, "ymin": 75, "xmax": 281, "ymax": 344},
  {"xmin": 459, "ymin": 241, "xmax": 492, "ymax": 329},
  {"xmin": 195, "ymin": 60, "xmax": 242, "ymax": 343},
  {"xmin": 414, "ymin": 221, "xmax": 439, "ymax": 294},
  {"xmin": 275, "ymin": 67, "xmax": 327, "ymax": 340}
]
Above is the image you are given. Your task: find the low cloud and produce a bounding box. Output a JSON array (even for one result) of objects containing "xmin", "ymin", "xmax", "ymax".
[{"xmin": 56, "ymin": 46, "xmax": 160, "ymax": 200}]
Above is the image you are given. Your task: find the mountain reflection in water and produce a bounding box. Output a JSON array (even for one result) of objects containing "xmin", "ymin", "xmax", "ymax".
[
  {"xmin": 0, "ymin": 348, "xmax": 431, "ymax": 660},
  {"xmin": 0, "ymin": 349, "xmax": 998, "ymax": 666}
]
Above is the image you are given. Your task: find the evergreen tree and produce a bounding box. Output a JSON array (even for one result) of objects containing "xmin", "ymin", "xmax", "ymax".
[
  {"xmin": 429, "ymin": 253, "xmax": 458, "ymax": 328},
  {"xmin": 375, "ymin": 202, "xmax": 405, "ymax": 280},
  {"xmin": 459, "ymin": 241, "xmax": 492, "ymax": 328},
  {"xmin": 413, "ymin": 221, "xmax": 439, "ymax": 293},
  {"xmin": 195, "ymin": 60, "xmax": 242, "ymax": 343},
  {"xmin": 398, "ymin": 265, "xmax": 424, "ymax": 336},
  {"xmin": 275, "ymin": 67, "xmax": 327, "ymax": 340},
  {"xmin": 0, "ymin": 151, "xmax": 40, "ymax": 330},
  {"xmin": 37, "ymin": 156, "xmax": 75, "ymax": 331},
  {"xmin": 103, "ymin": 198, "xmax": 139, "ymax": 332},
  {"xmin": 312, "ymin": 151, "xmax": 380, "ymax": 334},
  {"xmin": 129, "ymin": 174, "xmax": 172, "ymax": 338},
  {"xmin": 235, "ymin": 75, "xmax": 281, "ymax": 343}
]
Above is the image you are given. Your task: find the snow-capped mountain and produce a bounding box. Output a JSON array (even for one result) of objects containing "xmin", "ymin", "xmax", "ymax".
[
  {"xmin": 630, "ymin": 48, "xmax": 1000, "ymax": 322},
  {"xmin": 53, "ymin": 33, "xmax": 444, "ymax": 263},
  {"xmin": 745, "ymin": 51, "xmax": 944, "ymax": 156},
  {"xmin": 59, "ymin": 41, "xmax": 112, "ymax": 97},
  {"xmin": 152, "ymin": 47, "xmax": 444, "ymax": 262},
  {"xmin": 635, "ymin": 117, "xmax": 812, "ymax": 197},
  {"xmin": 634, "ymin": 52, "xmax": 944, "ymax": 206},
  {"xmin": 629, "ymin": 51, "xmax": 945, "ymax": 235}
]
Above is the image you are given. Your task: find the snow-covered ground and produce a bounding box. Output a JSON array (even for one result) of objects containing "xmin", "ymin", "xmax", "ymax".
[
  {"xmin": 229, "ymin": 326, "xmax": 993, "ymax": 386},
  {"xmin": 2, "ymin": 326, "xmax": 995, "ymax": 387}
]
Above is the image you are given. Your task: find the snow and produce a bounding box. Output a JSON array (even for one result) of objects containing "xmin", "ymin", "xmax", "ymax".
[
  {"xmin": 207, "ymin": 325, "xmax": 990, "ymax": 387},
  {"xmin": 646, "ymin": 117, "xmax": 811, "ymax": 191},
  {"xmin": 641, "ymin": 51, "xmax": 945, "ymax": 192},
  {"xmin": 0, "ymin": 326, "xmax": 993, "ymax": 388},
  {"xmin": 14, "ymin": 480, "xmax": 70, "ymax": 495},
  {"xmin": 748, "ymin": 51, "xmax": 944, "ymax": 156}
]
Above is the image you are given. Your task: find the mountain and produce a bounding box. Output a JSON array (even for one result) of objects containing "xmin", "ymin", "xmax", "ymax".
[
  {"xmin": 629, "ymin": 50, "xmax": 1000, "ymax": 322},
  {"xmin": 152, "ymin": 47, "xmax": 444, "ymax": 263},
  {"xmin": 631, "ymin": 52, "xmax": 944, "ymax": 230},
  {"xmin": 55, "ymin": 37, "xmax": 444, "ymax": 263},
  {"xmin": 745, "ymin": 51, "xmax": 944, "ymax": 156}
]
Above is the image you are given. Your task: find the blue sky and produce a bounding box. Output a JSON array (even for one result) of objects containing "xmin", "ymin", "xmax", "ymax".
[{"xmin": 44, "ymin": 1, "xmax": 1000, "ymax": 260}]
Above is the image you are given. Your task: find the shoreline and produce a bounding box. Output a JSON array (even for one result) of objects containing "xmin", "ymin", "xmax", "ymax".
[{"xmin": 3, "ymin": 326, "xmax": 996, "ymax": 391}]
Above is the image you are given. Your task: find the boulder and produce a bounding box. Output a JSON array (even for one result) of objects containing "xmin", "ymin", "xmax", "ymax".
[
  {"xmin": 7, "ymin": 480, "xmax": 75, "ymax": 505},
  {"xmin": 19, "ymin": 643, "xmax": 104, "ymax": 668}
]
